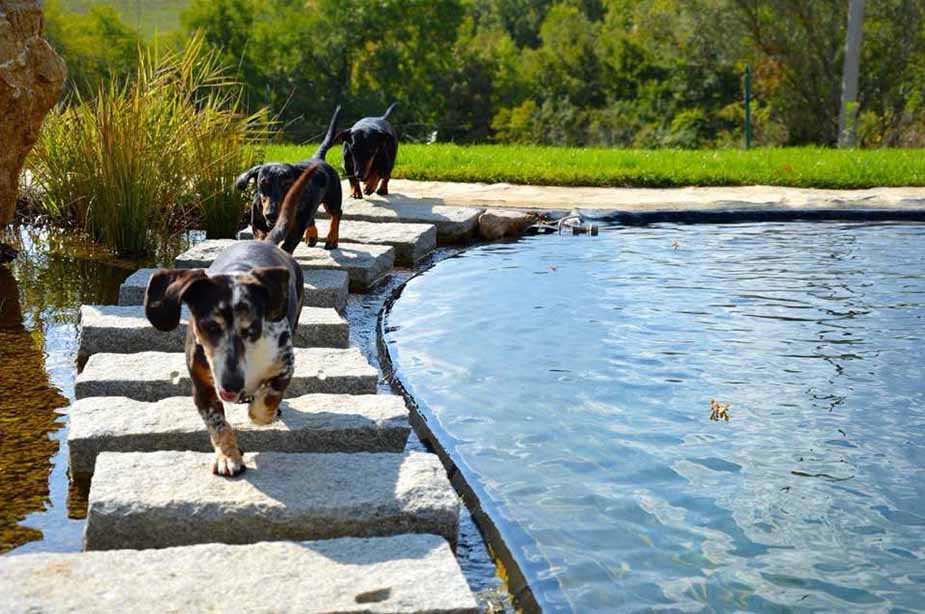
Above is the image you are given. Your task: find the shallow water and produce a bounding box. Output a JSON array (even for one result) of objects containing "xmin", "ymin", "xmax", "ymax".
[
  {"xmin": 384, "ymin": 222, "xmax": 925, "ymax": 612},
  {"xmin": 0, "ymin": 226, "xmax": 137, "ymax": 553}
]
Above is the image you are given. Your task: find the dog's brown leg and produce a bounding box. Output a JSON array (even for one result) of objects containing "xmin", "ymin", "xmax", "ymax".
[
  {"xmin": 376, "ymin": 176, "xmax": 390, "ymax": 196},
  {"xmin": 324, "ymin": 214, "xmax": 341, "ymax": 250},
  {"xmin": 304, "ymin": 222, "xmax": 318, "ymax": 247},
  {"xmin": 253, "ymin": 228, "xmax": 267, "ymax": 240},
  {"xmin": 190, "ymin": 344, "xmax": 244, "ymax": 477},
  {"xmin": 363, "ymin": 171, "xmax": 380, "ymax": 196},
  {"xmin": 349, "ymin": 178, "xmax": 363, "ymax": 199}
]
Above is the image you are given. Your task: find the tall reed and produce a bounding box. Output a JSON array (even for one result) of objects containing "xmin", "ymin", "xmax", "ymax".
[{"xmin": 29, "ymin": 33, "xmax": 269, "ymax": 256}]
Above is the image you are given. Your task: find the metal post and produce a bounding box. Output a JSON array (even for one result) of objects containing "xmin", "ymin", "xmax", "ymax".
[
  {"xmin": 744, "ymin": 65, "xmax": 752, "ymax": 150},
  {"xmin": 838, "ymin": 0, "xmax": 866, "ymax": 148}
]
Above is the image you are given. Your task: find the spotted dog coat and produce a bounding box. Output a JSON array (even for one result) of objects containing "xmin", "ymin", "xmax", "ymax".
[{"xmin": 145, "ymin": 241, "xmax": 304, "ymax": 476}]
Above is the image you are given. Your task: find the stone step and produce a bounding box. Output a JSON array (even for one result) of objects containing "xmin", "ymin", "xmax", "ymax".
[
  {"xmin": 175, "ymin": 240, "xmax": 394, "ymax": 292},
  {"xmin": 75, "ymin": 349, "xmax": 378, "ymax": 401},
  {"xmin": 69, "ymin": 394, "xmax": 411, "ymax": 477},
  {"xmin": 84, "ymin": 450, "xmax": 459, "ymax": 551},
  {"xmin": 0, "ymin": 534, "xmax": 478, "ymax": 613},
  {"xmin": 238, "ymin": 219, "xmax": 437, "ymax": 267},
  {"xmin": 77, "ymin": 305, "xmax": 348, "ymax": 361},
  {"xmin": 119, "ymin": 267, "xmax": 349, "ymax": 311},
  {"xmin": 318, "ymin": 199, "xmax": 483, "ymax": 244}
]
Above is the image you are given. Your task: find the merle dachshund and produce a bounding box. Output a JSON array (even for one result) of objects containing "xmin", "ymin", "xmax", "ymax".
[
  {"xmin": 236, "ymin": 106, "xmax": 343, "ymax": 251},
  {"xmin": 336, "ymin": 102, "xmax": 398, "ymax": 199}
]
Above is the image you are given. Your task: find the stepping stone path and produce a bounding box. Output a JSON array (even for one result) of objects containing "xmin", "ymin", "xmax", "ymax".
[
  {"xmin": 119, "ymin": 267, "xmax": 349, "ymax": 311},
  {"xmin": 238, "ymin": 219, "xmax": 437, "ymax": 267},
  {"xmin": 76, "ymin": 349, "xmax": 379, "ymax": 401},
  {"xmin": 0, "ymin": 535, "xmax": 478, "ymax": 613},
  {"xmin": 176, "ymin": 239, "xmax": 395, "ymax": 292},
  {"xmin": 78, "ymin": 304, "xmax": 348, "ymax": 361},
  {"xmin": 85, "ymin": 450, "xmax": 459, "ymax": 550},
  {"xmin": 318, "ymin": 199, "xmax": 484, "ymax": 244},
  {"xmin": 69, "ymin": 394, "xmax": 411, "ymax": 476},
  {"xmin": 41, "ymin": 200, "xmax": 484, "ymax": 612}
]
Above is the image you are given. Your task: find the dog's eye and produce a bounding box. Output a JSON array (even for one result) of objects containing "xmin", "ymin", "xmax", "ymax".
[{"xmin": 243, "ymin": 324, "xmax": 259, "ymax": 339}]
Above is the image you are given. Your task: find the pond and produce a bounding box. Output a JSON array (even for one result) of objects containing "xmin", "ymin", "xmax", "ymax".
[{"xmin": 383, "ymin": 222, "xmax": 925, "ymax": 612}]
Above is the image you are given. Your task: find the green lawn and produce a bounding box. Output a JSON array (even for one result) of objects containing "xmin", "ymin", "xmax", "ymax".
[
  {"xmin": 61, "ymin": 0, "xmax": 188, "ymax": 36},
  {"xmin": 265, "ymin": 144, "xmax": 925, "ymax": 189}
]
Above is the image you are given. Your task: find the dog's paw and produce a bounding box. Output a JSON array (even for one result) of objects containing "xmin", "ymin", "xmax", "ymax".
[
  {"xmin": 351, "ymin": 188, "xmax": 363, "ymax": 199},
  {"xmin": 376, "ymin": 187, "xmax": 389, "ymax": 196},
  {"xmin": 307, "ymin": 237, "xmax": 318, "ymax": 247},
  {"xmin": 363, "ymin": 186, "xmax": 376, "ymax": 196},
  {"xmin": 212, "ymin": 450, "xmax": 246, "ymax": 477},
  {"xmin": 324, "ymin": 241, "xmax": 338, "ymax": 251}
]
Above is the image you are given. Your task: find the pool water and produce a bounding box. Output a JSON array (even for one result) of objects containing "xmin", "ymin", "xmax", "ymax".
[{"xmin": 384, "ymin": 222, "xmax": 925, "ymax": 612}]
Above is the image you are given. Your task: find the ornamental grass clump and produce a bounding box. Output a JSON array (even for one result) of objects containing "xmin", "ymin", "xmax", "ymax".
[{"xmin": 29, "ymin": 33, "xmax": 269, "ymax": 257}]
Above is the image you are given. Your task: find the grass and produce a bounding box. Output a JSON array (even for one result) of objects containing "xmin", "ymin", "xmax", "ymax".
[
  {"xmin": 61, "ymin": 0, "xmax": 188, "ymax": 36},
  {"xmin": 266, "ymin": 144, "xmax": 925, "ymax": 190},
  {"xmin": 28, "ymin": 33, "xmax": 267, "ymax": 257}
]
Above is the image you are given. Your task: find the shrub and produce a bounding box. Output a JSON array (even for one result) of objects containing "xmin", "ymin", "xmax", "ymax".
[{"xmin": 28, "ymin": 33, "xmax": 269, "ymax": 257}]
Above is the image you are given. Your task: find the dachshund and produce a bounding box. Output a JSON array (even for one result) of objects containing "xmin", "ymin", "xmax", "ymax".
[
  {"xmin": 337, "ymin": 102, "xmax": 399, "ymax": 199},
  {"xmin": 144, "ymin": 240, "xmax": 304, "ymax": 476},
  {"xmin": 236, "ymin": 106, "xmax": 343, "ymax": 252}
]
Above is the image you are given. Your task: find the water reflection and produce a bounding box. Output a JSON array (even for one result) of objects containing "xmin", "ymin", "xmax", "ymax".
[{"xmin": 0, "ymin": 226, "xmax": 138, "ymax": 553}]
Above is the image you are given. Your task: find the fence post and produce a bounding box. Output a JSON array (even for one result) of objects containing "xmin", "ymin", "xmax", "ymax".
[{"xmin": 744, "ymin": 65, "xmax": 752, "ymax": 150}]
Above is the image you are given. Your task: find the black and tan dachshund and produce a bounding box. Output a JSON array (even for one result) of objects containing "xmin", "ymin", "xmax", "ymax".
[
  {"xmin": 336, "ymin": 102, "xmax": 399, "ymax": 199},
  {"xmin": 236, "ymin": 106, "xmax": 343, "ymax": 252}
]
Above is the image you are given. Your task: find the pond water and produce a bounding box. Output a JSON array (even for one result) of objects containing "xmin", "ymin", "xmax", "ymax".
[
  {"xmin": 0, "ymin": 226, "xmax": 137, "ymax": 553},
  {"xmin": 384, "ymin": 222, "xmax": 925, "ymax": 612}
]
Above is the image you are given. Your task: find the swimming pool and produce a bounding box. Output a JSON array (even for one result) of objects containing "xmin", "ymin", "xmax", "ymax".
[{"xmin": 383, "ymin": 222, "xmax": 925, "ymax": 612}]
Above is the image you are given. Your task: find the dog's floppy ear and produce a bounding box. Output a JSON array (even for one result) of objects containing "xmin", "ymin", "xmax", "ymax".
[
  {"xmin": 235, "ymin": 165, "xmax": 262, "ymax": 191},
  {"xmin": 250, "ymin": 266, "xmax": 290, "ymax": 322},
  {"xmin": 144, "ymin": 269, "xmax": 209, "ymax": 331},
  {"xmin": 334, "ymin": 129, "xmax": 352, "ymax": 145}
]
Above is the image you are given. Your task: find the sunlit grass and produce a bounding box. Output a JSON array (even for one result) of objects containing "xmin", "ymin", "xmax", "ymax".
[{"xmin": 266, "ymin": 143, "xmax": 925, "ymax": 189}]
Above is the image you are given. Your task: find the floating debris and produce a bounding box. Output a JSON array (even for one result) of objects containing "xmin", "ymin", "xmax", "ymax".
[
  {"xmin": 709, "ymin": 399, "xmax": 731, "ymax": 422},
  {"xmin": 671, "ymin": 240, "xmax": 680, "ymax": 250},
  {"xmin": 790, "ymin": 470, "xmax": 855, "ymax": 482}
]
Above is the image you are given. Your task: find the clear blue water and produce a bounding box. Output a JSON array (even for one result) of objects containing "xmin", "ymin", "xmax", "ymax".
[{"xmin": 384, "ymin": 222, "xmax": 925, "ymax": 612}]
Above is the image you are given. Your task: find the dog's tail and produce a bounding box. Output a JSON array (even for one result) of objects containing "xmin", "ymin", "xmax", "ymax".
[
  {"xmin": 267, "ymin": 161, "xmax": 323, "ymax": 246},
  {"xmin": 312, "ymin": 105, "xmax": 342, "ymax": 161},
  {"xmin": 382, "ymin": 102, "xmax": 398, "ymax": 120}
]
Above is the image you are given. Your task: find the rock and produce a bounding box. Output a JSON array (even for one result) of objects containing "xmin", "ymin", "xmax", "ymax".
[
  {"xmin": 119, "ymin": 267, "xmax": 349, "ymax": 311},
  {"xmin": 0, "ymin": 1, "xmax": 66, "ymax": 227},
  {"xmin": 75, "ymin": 349, "xmax": 379, "ymax": 401},
  {"xmin": 239, "ymin": 220, "xmax": 436, "ymax": 267},
  {"xmin": 478, "ymin": 209, "xmax": 537, "ymax": 241},
  {"xmin": 77, "ymin": 304, "xmax": 348, "ymax": 360},
  {"xmin": 319, "ymin": 199, "xmax": 483, "ymax": 244},
  {"xmin": 0, "ymin": 535, "xmax": 479, "ymax": 613},
  {"xmin": 68, "ymin": 394, "xmax": 411, "ymax": 476},
  {"xmin": 84, "ymin": 450, "xmax": 460, "ymax": 550}
]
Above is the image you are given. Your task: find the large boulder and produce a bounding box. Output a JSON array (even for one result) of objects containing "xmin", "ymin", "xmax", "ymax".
[{"xmin": 0, "ymin": 1, "xmax": 66, "ymax": 227}]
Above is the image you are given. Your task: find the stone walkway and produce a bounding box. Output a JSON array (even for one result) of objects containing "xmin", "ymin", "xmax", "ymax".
[
  {"xmin": 373, "ymin": 179, "xmax": 925, "ymax": 213},
  {"xmin": 0, "ymin": 197, "xmax": 484, "ymax": 613}
]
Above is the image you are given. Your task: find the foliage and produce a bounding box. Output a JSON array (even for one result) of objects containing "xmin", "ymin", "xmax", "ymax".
[
  {"xmin": 267, "ymin": 143, "xmax": 925, "ymax": 189},
  {"xmin": 28, "ymin": 34, "xmax": 268, "ymax": 257},
  {"xmin": 40, "ymin": 0, "xmax": 925, "ymax": 148}
]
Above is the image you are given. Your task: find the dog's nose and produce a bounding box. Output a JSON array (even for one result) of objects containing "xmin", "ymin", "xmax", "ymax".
[{"xmin": 218, "ymin": 389, "xmax": 238, "ymax": 402}]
